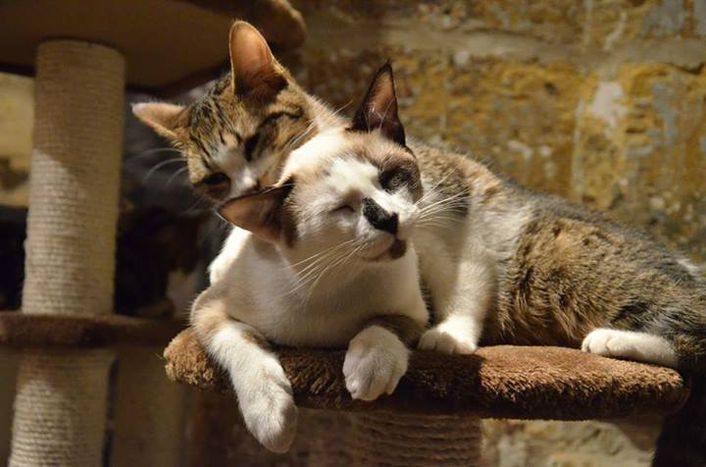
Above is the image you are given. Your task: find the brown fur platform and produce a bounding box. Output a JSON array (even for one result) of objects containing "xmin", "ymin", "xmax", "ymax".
[
  {"xmin": 165, "ymin": 329, "xmax": 690, "ymax": 419},
  {"xmin": 0, "ymin": 300, "xmax": 182, "ymax": 347}
]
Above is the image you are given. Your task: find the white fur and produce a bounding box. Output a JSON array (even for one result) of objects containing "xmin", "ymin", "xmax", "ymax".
[
  {"xmin": 414, "ymin": 171, "xmax": 531, "ymax": 354},
  {"xmin": 194, "ymin": 129, "xmax": 427, "ymax": 452},
  {"xmin": 210, "ymin": 321, "xmax": 297, "ymax": 453},
  {"xmin": 343, "ymin": 326, "xmax": 410, "ymax": 400},
  {"xmin": 581, "ymin": 328, "xmax": 679, "ymax": 368}
]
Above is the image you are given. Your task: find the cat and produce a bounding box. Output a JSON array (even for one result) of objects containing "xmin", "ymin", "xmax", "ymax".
[
  {"xmin": 132, "ymin": 21, "xmax": 339, "ymax": 203},
  {"xmin": 134, "ymin": 21, "xmax": 706, "ymax": 463},
  {"xmin": 189, "ymin": 88, "xmax": 428, "ymax": 452}
]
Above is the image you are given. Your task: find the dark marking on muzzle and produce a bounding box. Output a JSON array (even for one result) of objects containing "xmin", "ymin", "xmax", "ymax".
[{"xmin": 362, "ymin": 197, "xmax": 398, "ymax": 235}]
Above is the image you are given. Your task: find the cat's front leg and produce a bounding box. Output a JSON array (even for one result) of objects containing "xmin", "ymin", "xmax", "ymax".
[
  {"xmin": 344, "ymin": 315, "xmax": 424, "ymax": 401},
  {"xmin": 191, "ymin": 288, "xmax": 297, "ymax": 453},
  {"xmin": 418, "ymin": 245, "xmax": 496, "ymax": 355}
]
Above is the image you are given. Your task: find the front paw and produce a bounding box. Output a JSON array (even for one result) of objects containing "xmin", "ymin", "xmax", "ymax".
[
  {"xmin": 418, "ymin": 323, "xmax": 478, "ymax": 354},
  {"xmin": 343, "ymin": 326, "xmax": 409, "ymax": 401},
  {"xmin": 237, "ymin": 360, "xmax": 298, "ymax": 453}
]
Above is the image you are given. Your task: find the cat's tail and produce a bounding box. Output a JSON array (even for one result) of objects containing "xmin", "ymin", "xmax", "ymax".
[{"xmin": 652, "ymin": 374, "xmax": 706, "ymax": 467}]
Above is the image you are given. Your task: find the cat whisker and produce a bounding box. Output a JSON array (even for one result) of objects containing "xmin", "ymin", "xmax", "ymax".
[
  {"xmin": 130, "ymin": 147, "xmax": 181, "ymax": 159},
  {"xmin": 417, "ymin": 172, "xmax": 456, "ymax": 205},
  {"xmin": 282, "ymin": 244, "xmax": 353, "ymax": 296},
  {"xmin": 303, "ymin": 243, "xmax": 364, "ymax": 307},
  {"xmin": 284, "ymin": 239, "xmax": 357, "ymax": 272},
  {"xmin": 143, "ymin": 158, "xmax": 187, "ymax": 183},
  {"xmin": 418, "ymin": 192, "xmax": 469, "ymax": 215},
  {"xmin": 182, "ymin": 194, "xmax": 209, "ymax": 215},
  {"xmin": 166, "ymin": 166, "xmax": 189, "ymax": 187}
]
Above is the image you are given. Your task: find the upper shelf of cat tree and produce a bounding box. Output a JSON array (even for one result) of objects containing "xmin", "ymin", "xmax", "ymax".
[
  {"xmin": 164, "ymin": 329, "xmax": 690, "ymax": 419},
  {"xmin": 0, "ymin": 0, "xmax": 306, "ymax": 96}
]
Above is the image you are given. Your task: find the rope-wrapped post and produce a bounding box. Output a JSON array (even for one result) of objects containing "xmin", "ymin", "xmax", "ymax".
[
  {"xmin": 10, "ymin": 40, "xmax": 124, "ymax": 466},
  {"xmin": 348, "ymin": 412, "xmax": 482, "ymax": 466}
]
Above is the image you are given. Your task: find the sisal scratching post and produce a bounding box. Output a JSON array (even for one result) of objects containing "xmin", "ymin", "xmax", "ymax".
[
  {"xmin": 10, "ymin": 41, "xmax": 124, "ymax": 466},
  {"xmin": 349, "ymin": 412, "xmax": 481, "ymax": 466}
]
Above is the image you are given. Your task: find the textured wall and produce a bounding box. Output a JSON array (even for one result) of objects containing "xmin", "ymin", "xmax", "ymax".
[
  {"xmin": 286, "ymin": 0, "xmax": 706, "ymax": 265},
  {"xmin": 285, "ymin": 0, "xmax": 706, "ymax": 465},
  {"xmin": 0, "ymin": 74, "xmax": 32, "ymax": 207}
]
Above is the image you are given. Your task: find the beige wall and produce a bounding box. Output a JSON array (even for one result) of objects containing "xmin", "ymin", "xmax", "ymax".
[{"xmin": 0, "ymin": 73, "xmax": 32, "ymax": 207}]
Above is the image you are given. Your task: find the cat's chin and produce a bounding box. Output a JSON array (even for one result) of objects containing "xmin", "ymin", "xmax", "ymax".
[{"xmin": 362, "ymin": 239, "xmax": 407, "ymax": 263}]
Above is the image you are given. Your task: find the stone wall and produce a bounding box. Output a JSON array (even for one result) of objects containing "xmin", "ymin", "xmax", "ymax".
[
  {"xmin": 285, "ymin": 0, "xmax": 706, "ymax": 265},
  {"xmin": 284, "ymin": 0, "xmax": 706, "ymax": 465}
]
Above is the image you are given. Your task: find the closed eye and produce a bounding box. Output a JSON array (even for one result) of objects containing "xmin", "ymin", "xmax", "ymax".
[
  {"xmin": 332, "ymin": 204, "xmax": 355, "ymax": 214},
  {"xmin": 379, "ymin": 167, "xmax": 411, "ymax": 192},
  {"xmin": 202, "ymin": 172, "xmax": 230, "ymax": 186},
  {"xmin": 243, "ymin": 133, "xmax": 260, "ymax": 161}
]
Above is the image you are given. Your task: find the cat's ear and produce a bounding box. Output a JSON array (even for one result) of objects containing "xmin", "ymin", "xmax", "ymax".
[
  {"xmin": 229, "ymin": 21, "xmax": 287, "ymax": 101},
  {"xmin": 132, "ymin": 102, "xmax": 185, "ymax": 140},
  {"xmin": 217, "ymin": 184, "xmax": 294, "ymax": 243},
  {"xmin": 351, "ymin": 62, "xmax": 406, "ymax": 146}
]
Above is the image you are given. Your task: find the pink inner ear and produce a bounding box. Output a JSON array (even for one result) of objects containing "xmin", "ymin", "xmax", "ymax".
[
  {"xmin": 131, "ymin": 102, "xmax": 184, "ymax": 138},
  {"xmin": 217, "ymin": 187, "xmax": 291, "ymax": 243},
  {"xmin": 230, "ymin": 23, "xmax": 276, "ymax": 92}
]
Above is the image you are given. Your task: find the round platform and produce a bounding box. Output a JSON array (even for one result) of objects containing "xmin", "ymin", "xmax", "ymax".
[
  {"xmin": 0, "ymin": 0, "xmax": 305, "ymax": 96},
  {"xmin": 164, "ymin": 329, "xmax": 689, "ymax": 419},
  {"xmin": 0, "ymin": 301, "xmax": 183, "ymax": 347}
]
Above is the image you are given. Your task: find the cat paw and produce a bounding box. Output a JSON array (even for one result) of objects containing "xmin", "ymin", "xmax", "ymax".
[
  {"xmin": 581, "ymin": 328, "xmax": 645, "ymax": 361},
  {"xmin": 581, "ymin": 328, "xmax": 677, "ymax": 367},
  {"xmin": 237, "ymin": 360, "xmax": 298, "ymax": 453},
  {"xmin": 343, "ymin": 326, "xmax": 409, "ymax": 401},
  {"xmin": 418, "ymin": 324, "xmax": 478, "ymax": 355}
]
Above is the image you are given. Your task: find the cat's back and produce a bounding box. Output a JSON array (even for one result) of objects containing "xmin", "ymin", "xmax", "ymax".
[{"xmin": 488, "ymin": 180, "xmax": 704, "ymax": 346}]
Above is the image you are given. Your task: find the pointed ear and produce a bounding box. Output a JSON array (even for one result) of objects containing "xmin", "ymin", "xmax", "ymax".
[
  {"xmin": 351, "ymin": 62, "xmax": 406, "ymax": 146},
  {"xmin": 217, "ymin": 184, "xmax": 294, "ymax": 243},
  {"xmin": 132, "ymin": 102, "xmax": 185, "ymax": 140},
  {"xmin": 229, "ymin": 21, "xmax": 287, "ymax": 101}
]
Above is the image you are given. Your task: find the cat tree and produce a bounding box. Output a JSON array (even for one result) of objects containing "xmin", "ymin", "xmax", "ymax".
[
  {"xmin": 0, "ymin": 1, "xmax": 304, "ymax": 465},
  {"xmin": 0, "ymin": 1, "xmax": 693, "ymax": 465},
  {"xmin": 165, "ymin": 328, "xmax": 690, "ymax": 465}
]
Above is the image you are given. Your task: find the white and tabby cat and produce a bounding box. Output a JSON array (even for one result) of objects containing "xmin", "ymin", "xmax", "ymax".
[{"xmin": 190, "ymin": 97, "xmax": 427, "ymax": 451}]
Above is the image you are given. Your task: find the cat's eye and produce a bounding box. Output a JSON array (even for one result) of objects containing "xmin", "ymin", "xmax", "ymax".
[
  {"xmin": 244, "ymin": 133, "xmax": 261, "ymax": 161},
  {"xmin": 332, "ymin": 204, "xmax": 355, "ymax": 214},
  {"xmin": 202, "ymin": 172, "xmax": 230, "ymax": 186},
  {"xmin": 379, "ymin": 167, "xmax": 411, "ymax": 192}
]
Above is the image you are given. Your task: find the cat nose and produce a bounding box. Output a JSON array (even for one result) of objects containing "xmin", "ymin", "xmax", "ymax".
[{"xmin": 362, "ymin": 197, "xmax": 398, "ymax": 235}]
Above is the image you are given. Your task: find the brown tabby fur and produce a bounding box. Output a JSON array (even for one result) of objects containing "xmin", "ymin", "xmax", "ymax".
[{"xmin": 410, "ymin": 141, "xmax": 706, "ymax": 371}]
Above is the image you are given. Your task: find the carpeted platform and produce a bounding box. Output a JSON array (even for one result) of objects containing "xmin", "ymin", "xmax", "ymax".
[{"xmin": 164, "ymin": 329, "xmax": 690, "ymax": 419}]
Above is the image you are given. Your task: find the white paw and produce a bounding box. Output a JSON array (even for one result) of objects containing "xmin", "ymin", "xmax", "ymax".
[
  {"xmin": 236, "ymin": 359, "xmax": 298, "ymax": 453},
  {"xmin": 582, "ymin": 328, "xmax": 623, "ymax": 357},
  {"xmin": 581, "ymin": 328, "xmax": 678, "ymax": 367},
  {"xmin": 581, "ymin": 328, "xmax": 644, "ymax": 360},
  {"xmin": 418, "ymin": 324, "xmax": 478, "ymax": 355},
  {"xmin": 343, "ymin": 326, "xmax": 409, "ymax": 401}
]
